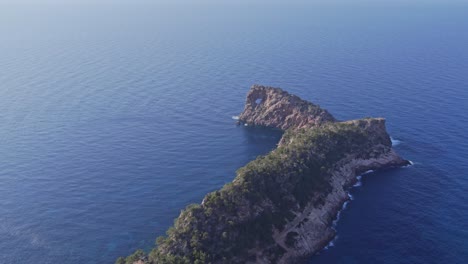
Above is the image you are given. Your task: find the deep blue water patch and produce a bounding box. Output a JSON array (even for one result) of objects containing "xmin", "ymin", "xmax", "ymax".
[{"xmin": 0, "ymin": 2, "xmax": 467, "ymax": 263}]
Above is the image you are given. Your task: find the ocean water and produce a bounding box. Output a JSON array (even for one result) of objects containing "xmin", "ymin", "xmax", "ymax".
[{"xmin": 1, "ymin": 1, "xmax": 467, "ymax": 263}]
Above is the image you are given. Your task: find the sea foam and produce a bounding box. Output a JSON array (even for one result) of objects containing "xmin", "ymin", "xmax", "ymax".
[
  {"xmin": 391, "ymin": 137, "xmax": 401, "ymax": 146},
  {"xmin": 353, "ymin": 180, "xmax": 362, "ymax": 187}
]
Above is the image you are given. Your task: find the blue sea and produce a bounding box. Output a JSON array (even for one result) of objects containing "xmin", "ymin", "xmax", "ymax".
[{"xmin": 1, "ymin": 1, "xmax": 467, "ymax": 263}]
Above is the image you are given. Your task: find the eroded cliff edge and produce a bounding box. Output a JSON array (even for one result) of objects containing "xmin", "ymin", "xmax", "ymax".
[
  {"xmin": 238, "ymin": 85, "xmax": 336, "ymax": 130},
  {"xmin": 118, "ymin": 85, "xmax": 409, "ymax": 264}
]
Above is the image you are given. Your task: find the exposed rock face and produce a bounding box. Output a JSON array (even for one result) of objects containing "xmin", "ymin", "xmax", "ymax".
[
  {"xmin": 239, "ymin": 85, "xmax": 336, "ymax": 130},
  {"xmin": 248, "ymin": 118, "xmax": 409, "ymax": 263},
  {"xmin": 270, "ymin": 148, "xmax": 408, "ymax": 263},
  {"xmin": 118, "ymin": 86, "xmax": 409, "ymax": 264}
]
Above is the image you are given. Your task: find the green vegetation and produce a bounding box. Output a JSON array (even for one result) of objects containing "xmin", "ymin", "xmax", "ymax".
[
  {"xmin": 119, "ymin": 119, "xmax": 391, "ymax": 264},
  {"xmin": 116, "ymin": 249, "xmax": 147, "ymax": 264}
]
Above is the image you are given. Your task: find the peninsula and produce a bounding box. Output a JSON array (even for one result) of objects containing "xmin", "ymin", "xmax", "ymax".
[{"xmin": 117, "ymin": 85, "xmax": 409, "ymax": 264}]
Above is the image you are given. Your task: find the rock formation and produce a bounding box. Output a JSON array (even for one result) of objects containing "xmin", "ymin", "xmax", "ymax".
[
  {"xmin": 117, "ymin": 85, "xmax": 409, "ymax": 264},
  {"xmin": 238, "ymin": 85, "xmax": 336, "ymax": 130}
]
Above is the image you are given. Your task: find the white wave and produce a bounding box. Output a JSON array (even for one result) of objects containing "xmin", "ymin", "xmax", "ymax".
[
  {"xmin": 244, "ymin": 123, "xmax": 248, "ymax": 126},
  {"xmin": 323, "ymin": 189, "xmax": 360, "ymax": 252},
  {"xmin": 327, "ymin": 193, "xmax": 354, "ymax": 251},
  {"xmin": 332, "ymin": 211, "xmax": 341, "ymax": 227},
  {"xmin": 362, "ymin": 170, "xmax": 374, "ymax": 175},
  {"xmin": 342, "ymin": 201, "xmax": 349, "ymax": 210},
  {"xmin": 231, "ymin": 115, "xmax": 239, "ymax": 120},
  {"xmin": 403, "ymin": 160, "xmax": 415, "ymax": 168},
  {"xmin": 391, "ymin": 137, "xmax": 402, "ymax": 146},
  {"xmin": 353, "ymin": 175, "xmax": 362, "ymax": 187},
  {"xmin": 353, "ymin": 181, "xmax": 362, "ymax": 187},
  {"xmin": 325, "ymin": 240, "xmax": 335, "ymax": 249},
  {"xmin": 323, "ymin": 235, "xmax": 339, "ymax": 250}
]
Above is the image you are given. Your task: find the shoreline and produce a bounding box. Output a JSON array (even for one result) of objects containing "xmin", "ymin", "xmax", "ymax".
[
  {"xmin": 118, "ymin": 86, "xmax": 410, "ymax": 264},
  {"xmin": 318, "ymin": 159, "xmax": 414, "ymax": 256},
  {"xmin": 273, "ymin": 150, "xmax": 410, "ymax": 263}
]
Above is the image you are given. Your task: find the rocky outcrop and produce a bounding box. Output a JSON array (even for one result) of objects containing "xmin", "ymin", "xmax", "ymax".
[
  {"xmin": 245, "ymin": 118, "xmax": 409, "ymax": 263},
  {"xmin": 239, "ymin": 85, "xmax": 336, "ymax": 130},
  {"xmin": 118, "ymin": 86, "xmax": 409, "ymax": 264}
]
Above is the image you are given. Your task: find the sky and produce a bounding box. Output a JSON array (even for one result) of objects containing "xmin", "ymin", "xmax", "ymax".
[{"xmin": 1, "ymin": 0, "xmax": 467, "ymax": 6}]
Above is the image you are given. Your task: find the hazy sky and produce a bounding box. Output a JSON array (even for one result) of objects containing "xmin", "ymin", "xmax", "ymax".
[{"xmin": 1, "ymin": 0, "xmax": 467, "ymax": 5}]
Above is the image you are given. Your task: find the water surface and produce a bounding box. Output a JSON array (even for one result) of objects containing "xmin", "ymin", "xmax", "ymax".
[{"xmin": 0, "ymin": 1, "xmax": 467, "ymax": 263}]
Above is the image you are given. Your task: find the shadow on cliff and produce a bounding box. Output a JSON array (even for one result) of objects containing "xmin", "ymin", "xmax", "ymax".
[{"xmin": 238, "ymin": 125, "xmax": 283, "ymax": 158}]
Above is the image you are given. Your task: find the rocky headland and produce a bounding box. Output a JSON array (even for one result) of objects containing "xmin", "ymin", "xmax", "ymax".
[
  {"xmin": 117, "ymin": 85, "xmax": 409, "ymax": 264},
  {"xmin": 238, "ymin": 85, "xmax": 336, "ymax": 130}
]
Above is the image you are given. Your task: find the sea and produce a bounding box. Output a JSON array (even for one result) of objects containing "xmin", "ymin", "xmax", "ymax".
[{"xmin": 0, "ymin": 1, "xmax": 467, "ymax": 263}]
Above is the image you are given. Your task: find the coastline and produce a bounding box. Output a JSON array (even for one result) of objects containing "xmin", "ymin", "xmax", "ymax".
[
  {"xmin": 266, "ymin": 150, "xmax": 410, "ymax": 263},
  {"xmin": 118, "ymin": 86, "xmax": 409, "ymax": 264}
]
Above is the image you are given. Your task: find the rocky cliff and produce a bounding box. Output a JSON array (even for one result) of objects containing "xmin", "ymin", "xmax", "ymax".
[
  {"xmin": 117, "ymin": 86, "xmax": 409, "ymax": 264},
  {"xmin": 238, "ymin": 85, "xmax": 336, "ymax": 130}
]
